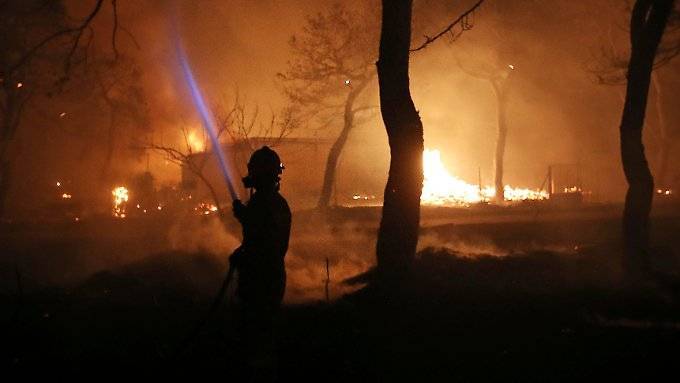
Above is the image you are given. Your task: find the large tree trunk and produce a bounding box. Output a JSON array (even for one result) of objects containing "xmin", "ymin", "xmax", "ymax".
[
  {"xmin": 317, "ymin": 80, "xmax": 370, "ymax": 209},
  {"xmin": 491, "ymin": 80, "xmax": 508, "ymax": 202},
  {"xmin": 375, "ymin": 0, "xmax": 424, "ymax": 278},
  {"xmin": 620, "ymin": 0, "xmax": 673, "ymax": 275}
]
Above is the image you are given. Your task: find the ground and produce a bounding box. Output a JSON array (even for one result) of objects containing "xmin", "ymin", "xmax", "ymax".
[{"xmin": 2, "ymin": 202, "xmax": 680, "ymax": 380}]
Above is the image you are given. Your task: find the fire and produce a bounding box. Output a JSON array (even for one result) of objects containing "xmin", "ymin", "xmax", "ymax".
[
  {"xmin": 112, "ymin": 186, "xmax": 129, "ymax": 218},
  {"xmin": 187, "ymin": 131, "xmax": 204, "ymax": 152},
  {"xmin": 195, "ymin": 202, "xmax": 219, "ymax": 215},
  {"xmin": 421, "ymin": 149, "xmax": 548, "ymax": 205}
]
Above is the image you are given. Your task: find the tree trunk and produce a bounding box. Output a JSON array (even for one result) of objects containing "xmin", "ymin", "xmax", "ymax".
[
  {"xmin": 0, "ymin": 148, "xmax": 11, "ymax": 218},
  {"xmin": 651, "ymin": 72, "xmax": 670, "ymax": 187},
  {"xmin": 317, "ymin": 80, "xmax": 370, "ymax": 209},
  {"xmin": 0, "ymin": 84, "xmax": 28, "ymax": 218},
  {"xmin": 656, "ymin": 140, "xmax": 671, "ymax": 189},
  {"xmin": 101, "ymin": 109, "xmax": 117, "ymax": 179},
  {"xmin": 375, "ymin": 0, "xmax": 424, "ymax": 277},
  {"xmin": 492, "ymin": 80, "xmax": 507, "ymax": 202},
  {"xmin": 620, "ymin": 0, "xmax": 673, "ymax": 275}
]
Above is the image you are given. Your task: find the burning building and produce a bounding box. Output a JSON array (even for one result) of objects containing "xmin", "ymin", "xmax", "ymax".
[{"xmin": 181, "ymin": 137, "xmax": 333, "ymax": 209}]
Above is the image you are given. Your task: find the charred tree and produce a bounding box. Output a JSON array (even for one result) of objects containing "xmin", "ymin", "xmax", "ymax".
[
  {"xmin": 375, "ymin": 0, "xmax": 424, "ymax": 277},
  {"xmin": 456, "ymin": 59, "xmax": 514, "ymax": 202},
  {"xmin": 651, "ymin": 72, "xmax": 672, "ymax": 188},
  {"xmin": 589, "ymin": 1, "xmax": 679, "ymax": 191},
  {"xmin": 491, "ymin": 79, "xmax": 509, "ymax": 202},
  {"xmin": 0, "ymin": 0, "xmax": 124, "ymax": 217},
  {"xmin": 317, "ymin": 79, "xmax": 372, "ymax": 208},
  {"xmin": 620, "ymin": 0, "xmax": 674, "ymax": 275},
  {"xmin": 279, "ymin": 4, "xmax": 378, "ymax": 209}
]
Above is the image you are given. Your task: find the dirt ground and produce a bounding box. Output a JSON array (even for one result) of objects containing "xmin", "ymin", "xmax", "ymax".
[{"xmin": 2, "ymin": 202, "xmax": 680, "ymax": 380}]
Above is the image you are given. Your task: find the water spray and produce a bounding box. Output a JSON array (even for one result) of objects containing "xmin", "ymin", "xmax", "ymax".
[
  {"xmin": 175, "ymin": 34, "xmax": 239, "ymax": 201},
  {"xmin": 170, "ymin": 16, "xmax": 239, "ymax": 359}
]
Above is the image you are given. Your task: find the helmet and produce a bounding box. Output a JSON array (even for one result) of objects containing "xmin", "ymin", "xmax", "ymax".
[{"xmin": 242, "ymin": 146, "xmax": 284, "ymax": 189}]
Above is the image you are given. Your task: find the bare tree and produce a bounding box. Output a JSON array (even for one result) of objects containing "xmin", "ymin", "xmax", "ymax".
[
  {"xmin": 618, "ymin": 0, "xmax": 675, "ymax": 277},
  {"xmin": 375, "ymin": 0, "xmax": 486, "ymax": 278},
  {"xmin": 89, "ymin": 55, "xmax": 149, "ymax": 178},
  {"xmin": 146, "ymin": 96, "xmax": 298, "ymax": 219},
  {"xmin": 214, "ymin": 93, "xmax": 299, "ymax": 169},
  {"xmin": 278, "ymin": 3, "xmax": 378, "ymax": 209},
  {"xmin": 589, "ymin": 1, "xmax": 679, "ymax": 187},
  {"xmin": 0, "ymin": 0, "xmax": 123, "ymax": 216},
  {"xmin": 455, "ymin": 55, "xmax": 514, "ymax": 202},
  {"xmin": 146, "ymin": 124, "xmax": 229, "ymax": 221},
  {"xmin": 376, "ymin": 0, "xmax": 424, "ymax": 278}
]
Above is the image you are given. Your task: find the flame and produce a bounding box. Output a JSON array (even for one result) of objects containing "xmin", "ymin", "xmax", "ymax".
[
  {"xmin": 61, "ymin": 193, "xmax": 72, "ymax": 199},
  {"xmin": 112, "ymin": 186, "xmax": 129, "ymax": 218},
  {"xmin": 421, "ymin": 149, "xmax": 548, "ymax": 205},
  {"xmin": 195, "ymin": 202, "xmax": 219, "ymax": 215},
  {"xmin": 187, "ymin": 131, "xmax": 204, "ymax": 152}
]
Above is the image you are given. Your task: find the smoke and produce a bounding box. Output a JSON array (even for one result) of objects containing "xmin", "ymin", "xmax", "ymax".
[
  {"xmin": 165, "ymin": 212, "xmax": 376, "ymax": 303},
  {"xmin": 417, "ymin": 232, "xmax": 577, "ymax": 258},
  {"xmin": 167, "ymin": 215, "xmax": 241, "ymax": 255},
  {"xmin": 285, "ymin": 217, "xmax": 376, "ymax": 303}
]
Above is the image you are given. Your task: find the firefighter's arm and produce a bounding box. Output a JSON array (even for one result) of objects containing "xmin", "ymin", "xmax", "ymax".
[
  {"xmin": 232, "ymin": 199, "xmax": 247, "ymax": 223},
  {"xmin": 229, "ymin": 246, "xmax": 245, "ymax": 267}
]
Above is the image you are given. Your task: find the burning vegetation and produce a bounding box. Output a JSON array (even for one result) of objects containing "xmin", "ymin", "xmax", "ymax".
[
  {"xmin": 421, "ymin": 148, "xmax": 548, "ymax": 205},
  {"xmin": 112, "ymin": 186, "xmax": 129, "ymax": 218}
]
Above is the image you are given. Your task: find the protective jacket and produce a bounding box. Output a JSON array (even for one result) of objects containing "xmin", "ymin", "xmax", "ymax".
[{"xmin": 233, "ymin": 190, "xmax": 291, "ymax": 307}]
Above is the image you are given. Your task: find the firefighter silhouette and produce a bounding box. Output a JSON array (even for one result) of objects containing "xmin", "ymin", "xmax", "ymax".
[{"xmin": 230, "ymin": 146, "xmax": 291, "ymax": 377}]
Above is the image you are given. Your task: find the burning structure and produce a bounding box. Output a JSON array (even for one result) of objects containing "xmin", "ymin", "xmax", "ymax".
[{"xmin": 180, "ymin": 137, "xmax": 333, "ymax": 209}]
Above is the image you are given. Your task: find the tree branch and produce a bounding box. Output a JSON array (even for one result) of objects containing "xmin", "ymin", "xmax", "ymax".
[
  {"xmin": 111, "ymin": 0, "xmax": 119, "ymax": 61},
  {"xmin": 410, "ymin": 0, "xmax": 485, "ymax": 52},
  {"xmin": 7, "ymin": 0, "xmax": 119, "ymax": 77}
]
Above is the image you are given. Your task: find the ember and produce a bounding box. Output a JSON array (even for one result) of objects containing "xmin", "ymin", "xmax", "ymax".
[{"xmin": 195, "ymin": 202, "xmax": 219, "ymax": 215}]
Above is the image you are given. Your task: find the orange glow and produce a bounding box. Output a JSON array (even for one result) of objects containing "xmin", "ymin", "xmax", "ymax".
[{"xmin": 187, "ymin": 131, "xmax": 204, "ymax": 152}]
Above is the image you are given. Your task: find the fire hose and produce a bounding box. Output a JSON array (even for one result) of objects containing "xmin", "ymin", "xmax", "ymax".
[{"xmin": 172, "ymin": 258, "xmax": 235, "ymax": 358}]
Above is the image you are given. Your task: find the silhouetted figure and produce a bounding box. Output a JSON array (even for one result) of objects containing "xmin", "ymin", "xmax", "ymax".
[{"xmin": 231, "ymin": 146, "xmax": 291, "ymax": 380}]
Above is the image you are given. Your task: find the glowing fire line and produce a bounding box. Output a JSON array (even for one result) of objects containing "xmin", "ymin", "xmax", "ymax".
[{"xmin": 421, "ymin": 149, "xmax": 548, "ymax": 205}]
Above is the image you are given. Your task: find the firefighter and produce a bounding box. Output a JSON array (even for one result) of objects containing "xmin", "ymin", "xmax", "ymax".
[{"xmin": 230, "ymin": 146, "xmax": 291, "ymax": 378}]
